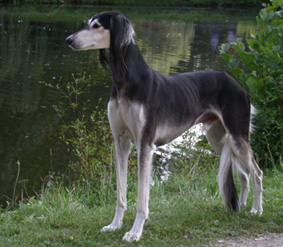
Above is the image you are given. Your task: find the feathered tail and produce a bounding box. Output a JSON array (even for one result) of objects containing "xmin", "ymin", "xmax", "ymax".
[{"xmin": 218, "ymin": 138, "xmax": 239, "ymax": 212}]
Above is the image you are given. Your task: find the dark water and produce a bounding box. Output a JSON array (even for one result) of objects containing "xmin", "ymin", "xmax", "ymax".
[{"xmin": 0, "ymin": 5, "xmax": 257, "ymax": 205}]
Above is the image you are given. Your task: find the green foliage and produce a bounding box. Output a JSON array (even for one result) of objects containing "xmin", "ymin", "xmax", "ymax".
[
  {"xmin": 219, "ymin": 1, "xmax": 283, "ymax": 167},
  {"xmin": 48, "ymin": 75, "xmax": 116, "ymax": 206}
]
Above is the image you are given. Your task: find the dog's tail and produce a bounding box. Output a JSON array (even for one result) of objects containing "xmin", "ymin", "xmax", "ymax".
[
  {"xmin": 218, "ymin": 137, "xmax": 239, "ymax": 212},
  {"xmin": 249, "ymin": 104, "xmax": 257, "ymax": 135}
]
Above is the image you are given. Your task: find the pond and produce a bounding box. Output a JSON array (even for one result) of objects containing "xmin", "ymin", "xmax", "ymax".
[{"xmin": 0, "ymin": 4, "xmax": 258, "ymax": 205}]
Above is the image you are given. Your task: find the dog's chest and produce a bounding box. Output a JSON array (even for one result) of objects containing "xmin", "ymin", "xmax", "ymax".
[{"xmin": 108, "ymin": 98, "xmax": 147, "ymax": 142}]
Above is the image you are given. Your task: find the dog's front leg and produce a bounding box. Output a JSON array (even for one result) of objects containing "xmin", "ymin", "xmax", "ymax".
[
  {"xmin": 123, "ymin": 144, "xmax": 154, "ymax": 242},
  {"xmin": 101, "ymin": 134, "xmax": 131, "ymax": 232}
]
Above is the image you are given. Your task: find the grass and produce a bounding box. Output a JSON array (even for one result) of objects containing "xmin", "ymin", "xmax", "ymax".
[{"xmin": 1, "ymin": 165, "xmax": 282, "ymax": 246}]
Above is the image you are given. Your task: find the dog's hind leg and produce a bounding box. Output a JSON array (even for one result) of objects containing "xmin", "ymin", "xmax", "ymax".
[
  {"xmin": 229, "ymin": 137, "xmax": 263, "ymax": 214},
  {"xmin": 206, "ymin": 120, "xmax": 239, "ymax": 211},
  {"xmin": 250, "ymin": 158, "xmax": 263, "ymax": 214},
  {"xmin": 206, "ymin": 119, "xmax": 251, "ymax": 212},
  {"xmin": 233, "ymin": 158, "xmax": 250, "ymax": 209},
  {"xmin": 123, "ymin": 144, "xmax": 154, "ymax": 242},
  {"xmin": 205, "ymin": 119, "xmax": 226, "ymax": 154}
]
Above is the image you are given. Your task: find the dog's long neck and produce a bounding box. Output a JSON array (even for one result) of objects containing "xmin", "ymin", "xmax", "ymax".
[{"xmin": 109, "ymin": 42, "xmax": 150, "ymax": 90}]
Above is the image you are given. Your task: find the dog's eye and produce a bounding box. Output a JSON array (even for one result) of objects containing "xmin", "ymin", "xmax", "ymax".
[{"xmin": 93, "ymin": 23, "xmax": 101, "ymax": 29}]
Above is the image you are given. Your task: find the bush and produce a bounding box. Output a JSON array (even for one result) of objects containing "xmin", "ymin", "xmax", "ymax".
[{"xmin": 219, "ymin": 1, "xmax": 283, "ymax": 167}]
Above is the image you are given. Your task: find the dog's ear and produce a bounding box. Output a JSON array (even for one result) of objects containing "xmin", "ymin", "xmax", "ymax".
[
  {"xmin": 108, "ymin": 13, "xmax": 135, "ymax": 83},
  {"xmin": 99, "ymin": 49, "xmax": 110, "ymax": 68},
  {"xmin": 109, "ymin": 13, "xmax": 135, "ymax": 58}
]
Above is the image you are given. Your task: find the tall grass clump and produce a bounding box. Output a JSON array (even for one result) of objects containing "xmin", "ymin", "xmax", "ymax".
[
  {"xmin": 219, "ymin": 1, "xmax": 283, "ymax": 168},
  {"xmin": 48, "ymin": 75, "xmax": 117, "ymax": 206}
]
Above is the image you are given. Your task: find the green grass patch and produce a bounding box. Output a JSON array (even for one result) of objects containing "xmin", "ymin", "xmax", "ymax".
[{"xmin": 1, "ymin": 167, "xmax": 282, "ymax": 246}]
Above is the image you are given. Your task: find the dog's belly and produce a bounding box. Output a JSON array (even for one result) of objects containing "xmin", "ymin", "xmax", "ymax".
[{"xmin": 154, "ymin": 122, "xmax": 193, "ymax": 146}]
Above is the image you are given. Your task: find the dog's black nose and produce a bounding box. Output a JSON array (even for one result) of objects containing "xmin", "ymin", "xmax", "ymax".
[{"xmin": 66, "ymin": 36, "xmax": 73, "ymax": 45}]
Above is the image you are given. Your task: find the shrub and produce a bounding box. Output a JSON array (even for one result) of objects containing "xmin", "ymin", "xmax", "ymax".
[{"xmin": 219, "ymin": 1, "xmax": 283, "ymax": 167}]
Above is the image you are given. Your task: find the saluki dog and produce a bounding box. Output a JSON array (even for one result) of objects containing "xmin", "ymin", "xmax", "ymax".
[{"xmin": 66, "ymin": 11, "xmax": 263, "ymax": 242}]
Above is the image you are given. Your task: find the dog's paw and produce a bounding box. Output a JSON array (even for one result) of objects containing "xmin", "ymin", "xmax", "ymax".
[
  {"xmin": 101, "ymin": 222, "xmax": 121, "ymax": 232},
  {"xmin": 250, "ymin": 207, "xmax": 263, "ymax": 216},
  {"xmin": 122, "ymin": 231, "xmax": 142, "ymax": 242}
]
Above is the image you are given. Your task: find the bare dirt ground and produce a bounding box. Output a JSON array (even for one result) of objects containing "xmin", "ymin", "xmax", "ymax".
[{"xmin": 207, "ymin": 233, "xmax": 283, "ymax": 247}]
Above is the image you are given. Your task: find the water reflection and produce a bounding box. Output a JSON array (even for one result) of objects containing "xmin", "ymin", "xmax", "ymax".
[
  {"xmin": 0, "ymin": 6, "xmax": 257, "ymax": 205},
  {"xmin": 135, "ymin": 20, "xmax": 194, "ymax": 75}
]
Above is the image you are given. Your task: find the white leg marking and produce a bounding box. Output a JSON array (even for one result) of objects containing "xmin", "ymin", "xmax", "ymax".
[
  {"xmin": 101, "ymin": 135, "xmax": 131, "ymax": 232},
  {"xmin": 239, "ymin": 172, "xmax": 250, "ymax": 208},
  {"xmin": 250, "ymin": 158, "xmax": 263, "ymax": 215},
  {"xmin": 233, "ymin": 157, "xmax": 250, "ymax": 209},
  {"xmin": 123, "ymin": 145, "xmax": 154, "ymax": 242},
  {"xmin": 101, "ymin": 101, "xmax": 132, "ymax": 232},
  {"xmin": 230, "ymin": 138, "xmax": 263, "ymax": 215}
]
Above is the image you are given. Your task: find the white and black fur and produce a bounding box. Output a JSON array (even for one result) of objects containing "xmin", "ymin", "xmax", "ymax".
[{"xmin": 66, "ymin": 11, "xmax": 263, "ymax": 242}]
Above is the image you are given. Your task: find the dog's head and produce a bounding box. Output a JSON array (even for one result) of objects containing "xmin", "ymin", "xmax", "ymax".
[{"xmin": 66, "ymin": 11, "xmax": 135, "ymax": 51}]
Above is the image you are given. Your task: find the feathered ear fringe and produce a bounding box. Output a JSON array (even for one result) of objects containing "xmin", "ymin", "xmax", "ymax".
[
  {"xmin": 99, "ymin": 49, "xmax": 110, "ymax": 68},
  {"xmin": 108, "ymin": 13, "xmax": 135, "ymax": 83},
  {"xmin": 110, "ymin": 14, "xmax": 135, "ymax": 56}
]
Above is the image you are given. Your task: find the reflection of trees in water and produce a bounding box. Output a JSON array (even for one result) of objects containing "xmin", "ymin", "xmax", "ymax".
[
  {"xmin": 173, "ymin": 21, "xmax": 256, "ymax": 73},
  {"xmin": 134, "ymin": 20, "xmax": 256, "ymax": 75},
  {"xmin": 187, "ymin": 23, "xmax": 237, "ymax": 71},
  {"xmin": 135, "ymin": 20, "xmax": 194, "ymax": 75},
  {"xmin": 0, "ymin": 13, "xmax": 64, "ymax": 204},
  {"xmin": 0, "ymin": 15, "xmax": 45, "ymax": 113},
  {"xmin": 0, "ymin": 8, "xmax": 113, "ymax": 205}
]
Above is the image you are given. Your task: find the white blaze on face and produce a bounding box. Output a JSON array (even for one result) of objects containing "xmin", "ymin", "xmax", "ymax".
[{"xmin": 69, "ymin": 19, "xmax": 110, "ymax": 50}]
